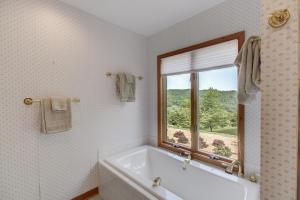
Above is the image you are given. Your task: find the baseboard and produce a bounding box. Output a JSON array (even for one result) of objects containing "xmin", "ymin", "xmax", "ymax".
[{"xmin": 71, "ymin": 187, "xmax": 99, "ymax": 200}]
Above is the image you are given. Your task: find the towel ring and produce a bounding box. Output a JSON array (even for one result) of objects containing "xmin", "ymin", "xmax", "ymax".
[{"xmin": 268, "ymin": 9, "xmax": 290, "ymax": 28}]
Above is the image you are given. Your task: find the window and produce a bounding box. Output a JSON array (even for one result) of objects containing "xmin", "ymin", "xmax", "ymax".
[
  {"xmin": 166, "ymin": 73, "xmax": 192, "ymax": 148},
  {"xmin": 157, "ymin": 32, "xmax": 245, "ymax": 170}
]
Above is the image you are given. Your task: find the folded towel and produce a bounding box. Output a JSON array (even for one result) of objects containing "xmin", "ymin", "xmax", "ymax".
[
  {"xmin": 40, "ymin": 98, "xmax": 72, "ymax": 134},
  {"xmin": 51, "ymin": 97, "xmax": 67, "ymax": 111},
  {"xmin": 116, "ymin": 73, "xmax": 136, "ymax": 102},
  {"xmin": 234, "ymin": 36, "xmax": 261, "ymax": 104},
  {"xmin": 125, "ymin": 74, "xmax": 135, "ymax": 83}
]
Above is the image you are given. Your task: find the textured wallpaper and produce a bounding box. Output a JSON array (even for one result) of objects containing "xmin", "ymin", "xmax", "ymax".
[
  {"xmin": 260, "ymin": 0, "xmax": 299, "ymax": 199},
  {"xmin": 147, "ymin": 0, "xmax": 261, "ymax": 175},
  {"xmin": 0, "ymin": 0, "xmax": 148, "ymax": 199},
  {"xmin": 2, "ymin": 0, "xmax": 299, "ymax": 199}
]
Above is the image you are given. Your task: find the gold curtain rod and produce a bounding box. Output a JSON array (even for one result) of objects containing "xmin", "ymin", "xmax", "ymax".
[
  {"xmin": 106, "ymin": 72, "xmax": 143, "ymax": 80},
  {"xmin": 23, "ymin": 97, "xmax": 80, "ymax": 105}
]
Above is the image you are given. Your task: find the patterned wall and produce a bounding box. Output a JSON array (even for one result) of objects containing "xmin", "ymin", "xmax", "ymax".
[
  {"xmin": 0, "ymin": 0, "xmax": 148, "ymax": 199},
  {"xmin": 260, "ymin": 0, "xmax": 299, "ymax": 199}
]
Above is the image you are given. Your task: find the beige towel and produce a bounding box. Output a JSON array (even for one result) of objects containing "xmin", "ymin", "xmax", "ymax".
[
  {"xmin": 51, "ymin": 97, "xmax": 67, "ymax": 111},
  {"xmin": 116, "ymin": 73, "xmax": 136, "ymax": 102},
  {"xmin": 234, "ymin": 36, "xmax": 261, "ymax": 104},
  {"xmin": 41, "ymin": 98, "xmax": 72, "ymax": 134}
]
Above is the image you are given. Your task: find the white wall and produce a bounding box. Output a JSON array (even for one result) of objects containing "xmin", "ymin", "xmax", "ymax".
[
  {"xmin": 0, "ymin": 0, "xmax": 149, "ymax": 200},
  {"xmin": 147, "ymin": 0, "xmax": 261, "ymax": 175}
]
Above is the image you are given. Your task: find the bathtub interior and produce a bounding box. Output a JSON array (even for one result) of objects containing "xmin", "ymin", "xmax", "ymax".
[
  {"xmin": 106, "ymin": 146, "xmax": 255, "ymax": 200},
  {"xmin": 109, "ymin": 148, "xmax": 183, "ymax": 200}
]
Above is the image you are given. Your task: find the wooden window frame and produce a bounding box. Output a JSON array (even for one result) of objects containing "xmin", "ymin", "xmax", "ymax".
[{"xmin": 157, "ymin": 31, "xmax": 245, "ymax": 172}]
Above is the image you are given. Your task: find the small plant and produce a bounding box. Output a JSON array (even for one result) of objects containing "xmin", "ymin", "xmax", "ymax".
[
  {"xmin": 177, "ymin": 135, "xmax": 189, "ymax": 144},
  {"xmin": 199, "ymin": 137, "xmax": 208, "ymax": 149},
  {"xmin": 212, "ymin": 139, "xmax": 225, "ymax": 147},
  {"xmin": 173, "ymin": 131, "xmax": 185, "ymax": 138},
  {"xmin": 213, "ymin": 145, "xmax": 232, "ymax": 158}
]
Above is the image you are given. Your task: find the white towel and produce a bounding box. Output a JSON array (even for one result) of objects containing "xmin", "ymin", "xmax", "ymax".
[
  {"xmin": 234, "ymin": 36, "xmax": 261, "ymax": 104},
  {"xmin": 40, "ymin": 98, "xmax": 72, "ymax": 134},
  {"xmin": 51, "ymin": 97, "xmax": 67, "ymax": 111},
  {"xmin": 116, "ymin": 73, "xmax": 136, "ymax": 102}
]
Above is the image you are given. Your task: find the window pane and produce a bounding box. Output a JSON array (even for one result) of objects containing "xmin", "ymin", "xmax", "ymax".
[
  {"xmin": 165, "ymin": 74, "xmax": 191, "ymax": 148},
  {"xmin": 198, "ymin": 67, "xmax": 238, "ymax": 160}
]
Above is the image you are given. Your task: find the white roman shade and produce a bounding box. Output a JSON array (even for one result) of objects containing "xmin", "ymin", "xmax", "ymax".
[
  {"xmin": 161, "ymin": 39, "xmax": 238, "ymax": 75},
  {"xmin": 161, "ymin": 52, "xmax": 191, "ymax": 75}
]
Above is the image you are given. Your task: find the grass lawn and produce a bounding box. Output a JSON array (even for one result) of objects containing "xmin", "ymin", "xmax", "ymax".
[
  {"xmin": 168, "ymin": 125, "xmax": 237, "ymax": 137},
  {"xmin": 200, "ymin": 127, "xmax": 237, "ymax": 137}
]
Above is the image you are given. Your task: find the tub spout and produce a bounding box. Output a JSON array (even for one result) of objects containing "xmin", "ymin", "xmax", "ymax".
[
  {"xmin": 225, "ymin": 160, "xmax": 243, "ymax": 177},
  {"xmin": 152, "ymin": 177, "xmax": 161, "ymax": 187},
  {"xmin": 182, "ymin": 153, "xmax": 191, "ymax": 170}
]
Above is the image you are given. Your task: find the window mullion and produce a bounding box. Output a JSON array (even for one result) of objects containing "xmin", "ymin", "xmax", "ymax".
[{"xmin": 191, "ymin": 72, "xmax": 199, "ymax": 153}]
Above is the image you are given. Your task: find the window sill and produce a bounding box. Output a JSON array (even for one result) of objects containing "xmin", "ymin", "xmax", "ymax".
[{"xmin": 158, "ymin": 142, "xmax": 241, "ymax": 172}]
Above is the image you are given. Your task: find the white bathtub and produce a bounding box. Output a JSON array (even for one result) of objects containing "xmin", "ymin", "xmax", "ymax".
[{"xmin": 99, "ymin": 145, "xmax": 259, "ymax": 200}]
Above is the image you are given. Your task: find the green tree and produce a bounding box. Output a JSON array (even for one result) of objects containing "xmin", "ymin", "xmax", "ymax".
[
  {"xmin": 200, "ymin": 88, "xmax": 230, "ymax": 132},
  {"xmin": 167, "ymin": 107, "xmax": 191, "ymax": 129}
]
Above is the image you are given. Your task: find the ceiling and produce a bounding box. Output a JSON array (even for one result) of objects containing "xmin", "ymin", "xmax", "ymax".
[{"xmin": 59, "ymin": 0, "xmax": 226, "ymax": 36}]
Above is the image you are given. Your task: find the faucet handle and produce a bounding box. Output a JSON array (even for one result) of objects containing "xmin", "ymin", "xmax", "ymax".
[
  {"xmin": 180, "ymin": 151, "xmax": 190, "ymax": 157},
  {"xmin": 234, "ymin": 160, "xmax": 240, "ymax": 165},
  {"xmin": 187, "ymin": 153, "xmax": 192, "ymax": 160}
]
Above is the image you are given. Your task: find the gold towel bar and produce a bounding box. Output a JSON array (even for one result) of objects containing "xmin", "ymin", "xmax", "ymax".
[
  {"xmin": 106, "ymin": 72, "xmax": 143, "ymax": 80},
  {"xmin": 23, "ymin": 97, "xmax": 80, "ymax": 105}
]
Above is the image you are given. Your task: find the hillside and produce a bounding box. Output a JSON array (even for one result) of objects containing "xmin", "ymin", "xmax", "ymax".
[{"xmin": 167, "ymin": 89, "xmax": 237, "ymax": 112}]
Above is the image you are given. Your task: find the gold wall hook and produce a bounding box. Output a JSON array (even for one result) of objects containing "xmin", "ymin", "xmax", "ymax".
[{"xmin": 268, "ymin": 9, "xmax": 290, "ymax": 28}]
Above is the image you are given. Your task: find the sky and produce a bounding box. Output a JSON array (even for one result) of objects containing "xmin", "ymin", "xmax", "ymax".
[{"xmin": 167, "ymin": 67, "xmax": 237, "ymax": 91}]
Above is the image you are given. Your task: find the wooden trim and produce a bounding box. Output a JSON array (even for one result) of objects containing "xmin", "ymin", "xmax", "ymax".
[
  {"xmin": 238, "ymin": 104, "xmax": 245, "ymax": 173},
  {"xmin": 158, "ymin": 31, "xmax": 245, "ymax": 59},
  {"xmin": 191, "ymin": 73, "xmax": 199, "ymax": 153},
  {"xmin": 297, "ymin": 80, "xmax": 300, "ymax": 200},
  {"xmin": 71, "ymin": 187, "xmax": 99, "ymax": 200},
  {"xmin": 159, "ymin": 142, "xmax": 239, "ymax": 171},
  {"xmin": 157, "ymin": 58, "xmax": 163, "ymax": 145},
  {"xmin": 237, "ymin": 33, "xmax": 245, "ymax": 174},
  {"xmin": 157, "ymin": 31, "xmax": 245, "ymax": 171}
]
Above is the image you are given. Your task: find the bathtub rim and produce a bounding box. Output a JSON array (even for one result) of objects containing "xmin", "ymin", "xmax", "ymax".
[{"xmin": 102, "ymin": 145, "xmax": 259, "ymax": 200}]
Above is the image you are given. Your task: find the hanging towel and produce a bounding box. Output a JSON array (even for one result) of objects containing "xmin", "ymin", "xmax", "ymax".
[
  {"xmin": 116, "ymin": 73, "xmax": 136, "ymax": 102},
  {"xmin": 234, "ymin": 36, "xmax": 261, "ymax": 104},
  {"xmin": 51, "ymin": 97, "xmax": 67, "ymax": 111},
  {"xmin": 40, "ymin": 97, "xmax": 72, "ymax": 134}
]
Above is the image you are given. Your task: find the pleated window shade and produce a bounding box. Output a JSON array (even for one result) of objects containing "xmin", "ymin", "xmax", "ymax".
[{"xmin": 161, "ymin": 39, "xmax": 238, "ymax": 75}]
